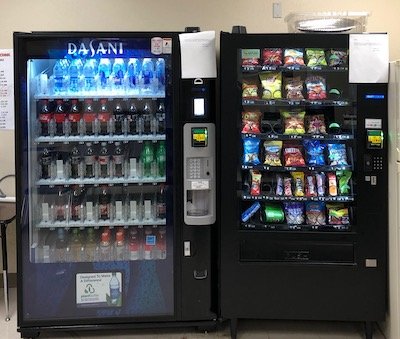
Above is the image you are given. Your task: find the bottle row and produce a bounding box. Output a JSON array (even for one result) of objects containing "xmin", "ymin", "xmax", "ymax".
[
  {"xmin": 38, "ymin": 140, "xmax": 165, "ymax": 181},
  {"xmin": 37, "ymin": 99, "xmax": 165, "ymax": 138},
  {"xmin": 37, "ymin": 186, "xmax": 166, "ymax": 225},
  {"xmin": 34, "ymin": 225, "xmax": 167, "ymax": 264},
  {"xmin": 37, "ymin": 57, "xmax": 166, "ymax": 96}
]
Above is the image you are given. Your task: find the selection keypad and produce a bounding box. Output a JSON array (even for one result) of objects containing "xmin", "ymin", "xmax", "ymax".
[
  {"xmin": 373, "ymin": 156, "xmax": 383, "ymax": 170},
  {"xmin": 188, "ymin": 158, "xmax": 202, "ymax": 179}
]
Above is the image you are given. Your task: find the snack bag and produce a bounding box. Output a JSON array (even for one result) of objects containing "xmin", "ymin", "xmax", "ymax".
[
  {"xmin": 259, "ymin": 72, "xmax": 282, "ymax": 99},
  {"xmin": 327, "ymin": 143, "xmax": 348, "ymax": 166},
  {"xmin": 306, "ymin": 48, "xmax": 327, "ymax": 67},
  {"xmin": 307, "ymin": 114, "xmax": 327, "ymax": 134},
  {"xmin": 243, "ymin": 138, "xmax": 261, "ymax": 165},
  {"xmin": 264, "ymin": 204, "xmax": 285, "ymax": 223},
  {"xmin": 262, "ymin": 48, "xmax": 283, "ymax": 66},
  {"xmin": 292, "ymin": 172, "xmax": 305, "ymax": 197},
  {"xmin": 276, "ymin": 174, "xmax": 284, "ymax": 196},
  {"xmin": 241, "ymin": 202, "xmax": 261, "ymax": 222},
  {"xmin": 337, "ymin": 170, "xmax": 352, "ymax": 195},
  {"xmin": 327, "ymin": 203, "xmax": 350, "ymax": 225},
  {"xmin": 327, "ymin": 49, "xmax": 348, "ymax": 67},
  {"xmin": 283, "ymin": 202, "xmax": 305, "ymax": 225},
  {"xmin": 263, "ymin": 140, "xmax": 283, "ymax": 166},
  {"xmin": 250, "ymin": 170, "xmax": 262, "ymax": 196},
  {"xmin": 284, "ymin": 49, "xmax": 305, "ymax": 66},
  {"xmin": 305, "ymin": 75, "xmax": 327, "ymax": 100},
  {"xmin": 306, "ymin": 175, "xmax": 317, "ymax": 197},
  {"xmin": 242, "ymin": 111, "xmax": 262, "ymax": 134},
  {"xmin": 316, "ymin": 173, "xmax": 326, "ymax": 196},
  {"xmin": 305, "ymin": 201, "xmax": 326, "ymax": 226},
  {"xmin": 284, "ymin": 177, "xmax": 293, "ymax": 196},
  {"xmin": 242, "ymin": 78, "xmax": 259, "ymax": 99},
  {"xmin": 304, "ymin": 140, "xmax": 326, "ymax": 166},
  {"xmin": 283, "ymin": 144, "xmax": 306, "ymax": 166},
  {"xmin": 281, "ymin": 111, "xmax": 306, "ymax": 134},
  {"xmin": 327, "ymin": 172, "xmax": 338, "ymax": 196},
  {"xmin": 284, "ymin": 77, "xmax": 304, "ymax": 100}
]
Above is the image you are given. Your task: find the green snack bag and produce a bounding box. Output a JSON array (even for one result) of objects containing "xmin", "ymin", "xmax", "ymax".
[
  {"xmin": 264, "ymin": 204, "xmax": 285, "ymax": 223},
  {"xmin": 306, "ymin": 48, "xmax": 327, "ymax": 67},
  {"xmin": 337, "ymin": 170, "xmax": 352, "ymax": 195}
]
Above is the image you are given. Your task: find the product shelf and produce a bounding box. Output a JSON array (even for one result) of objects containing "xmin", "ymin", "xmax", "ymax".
[
  {"xmin": 242, "ymin": 98, "xmax": 354, "ymax": 107},
  {"xmin": 241, "ymin": 164, "xmax": 352, "ymax": 172},
  {"xmin": 36, "ymin": 176, "xmax": 166, "ymax": 187},
  {"xmin": 242, "ymin": 193, "xmax": 354, "ymax": 202},
  {"xmin": 242, "ymin": 132, "xmax": 354, "ymax": 141},
  {"xmin": 37, "ymin": 218, "xmax": 166, "ymax": 229},
  {"xmin": 35, "ymin": 134, "xmax": 166, "ymax": 144},
  {"xmin": 241, "ymin": 65, "xmax": 348, "ymax": 73},
  {"xmin": 241, "ymin": 221, "xmax": 351, "ymax": 232}
]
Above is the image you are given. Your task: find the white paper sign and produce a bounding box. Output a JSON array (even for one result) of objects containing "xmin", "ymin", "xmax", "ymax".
[
  {"xmin": 349, "ymin": 34, "xmax": 389, "ymax": 83},
  {"xmin": 179, "ymin": 31, "xmax": 217, "ymax": 79},
  {"xmin": 0, "ymin": 49, "xmax": 14, "ymax": 130}
]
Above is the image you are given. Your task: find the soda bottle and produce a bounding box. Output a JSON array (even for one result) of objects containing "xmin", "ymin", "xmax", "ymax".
[
  {"xmin": 38, "ymin": 99, "xmax": 53, "ymax": 137},
  {"xmin": 126, "ymin": 58, "xmax": 141, "ymax": 89},
  {"xmin": 40, "ymin": 148, "xmax": 53, "ymax": 179},
  {"xmin": 156, "ymin": 101, "xmax": 166, "ymax": 134},
  {"xmin": 98, "ymin": 99, "xmax": 110, "ymax": 135},
  {"xmin": 54, "ymin": 228, "xmax": 68, "ymax": 262},
  {"xmin": 68, "ymin": 59, "xmax": 81, "ymax": 92},
  {"xmin": 53, "ymin": 59, "xmax": 67, "ymax": 93},
  {"xmin": 68, "ymin": 99, "xmax": 81, "ymax": 136},
  {"xmin": 113, "ymin": 101, "xmax": 125, "ymax": 135},
  {"xmin": 98, "ymin": 58, "xmax": 111, "ymax": 89},
  {"xmin": 98, "ymin": 142, "xmax": 110, "ymax": 178},
  {"xmin": 114, "ymin": 229, "xmax": 126, "ymax": 261},
  {"xmin": 71, "ymin": 186, "xmax": 84, "ymax": 221},
  {"xmin": 126, "ymin": 100, "xmax": 138, "ymax": 135},
  {"xmin": 156, "ymin": 228, "xmax": 166, "ymax": 259},
  {"xmin": 83, "ymin": 99, "xmax": 96, "ymax": 136},
  {"xmin": 53, "ymin": 100, "xmax": 66, "ymax": 136},
  {"xmin": 85, "ymin": 188, "xmax": 96, "ymax": 222},
  {"xmin": 143, "ymin": 227, "xmax": 155, "ymax": 260},
  {"xmin": 70, "ymin": 146, "xmax": 82, "ymax": 179},
  {"xmin": 155, "ymin": 141, "xmax": 166, "ymax": 177},
  {"xmin": 128, "ymin": 228, "xmax": 140, "ymax": 260},
  {"xmin": 84, "ymin": 228, "xmax": 98, "ymax": 262},
  {"xmin": 141, "ymin": 58, "xmax": 154, "ymax": 93},
  {"xmin": 99, "ymin": 231, "xmax": 112, "ymax": 261},
  {"xmin": 142, "ymin": 101, "xmax": 153, "ymax": 134},
  {"xmin": 55, "ymin": 188, "xmax": 67, "ymax": 221},
  {"xmin": 156, "ymin": 186, "xmax": 166, "ymax": 219},
  {"xmin": 155, "ymin": 58, "xmax": 165, "ymax": 93},
  {"xmin": 84, "ymin": 142, "xmax": 96, "ymax": 178},
  {"xmin": 69, "ymin": 228, "xmax": 84, "ymax": 262},
  {"xmin": 112, "ymin": 58, "xmax": 126, "ymax": 89},
  {"xmin": 109, "ymin": 272, "xmax": 120, "ymax": 305},
  {"xmin": 83, "ymin": 59, "xmax": 97, "ymax": 92},
  {"xmin": 113, "ymin": 142, "xmax": 124, "ymax": 178},
  {"xmin": 140, "ymin": 141, "xmax": 154, "ymax": 177},
  {"xmin": 98, "ymin": 186, "xmax": 111, "ymax": 220}
]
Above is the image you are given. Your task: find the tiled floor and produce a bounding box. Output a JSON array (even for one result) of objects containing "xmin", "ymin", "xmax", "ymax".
[{"xmin": 0, "ymin": 288, "xmax": 386, "ymax": 338}]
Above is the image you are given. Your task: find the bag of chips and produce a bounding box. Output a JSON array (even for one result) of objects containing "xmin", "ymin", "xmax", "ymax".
[
  {"xmin": 284, "ymin": 144, "xmax": 306, "ymax": 166},
  {"xmin": 283, "ymin": 202, "xmax": 305, "ymax": 225},
  {"xmin": 250, "ymin": 170, "xmax": 262, "ymax": 196},
  {"xmin": 305, "ymin": 75, "xmax": 327, "ymax": 100},
  {"xmin": 292, "ymin": 172, "xmax": 305, "ymax": 197},
  {"xmin": 281, "ymin": 111, "xmax": 306, "ymax": 134},
  {"xmin": 306, "ymin": 175, "xmax": 317, "ymax": 197},
  {"xmin": 243, "ymin": 138, "xmax": 261, "ymax": 165},
  {"xmin": 284, "ymin": 177, "xmax": 293, "ymax": 197},
  {"xmin": 242, "ymin": 78, "xmax": 259, "ymax": 99},
  {"xmin": 305, "ymin": 201, "xmax": 326, "ymax": 226},
  {"xmin": 327, "ymin": 172, "xmax": 338, "ymax": 196},
  {"xmin": 264, "ymin": 204, "xmax": 285, "ymax": 223},
  {"xmin": 259, "ymin": 72, "xmax": 282, "ymax": 99},
  {"xmin": 327, "ymin": 143, "xmax": 348, "ymax": 166},
  {"xmin": 307, "ymin": 114, "xmax": 327, "ymax": 134},
  {"xmin": 262, "ymin": 48, "xmax": 283, "ymax": 66},
  {"xmin": 284, "ymin": 77, "xmax": 304, "ymax": 100},
  {"xmin": 327, "ymin": 203, "xmax": 350, "ymax": 225},
  {"xmin": 284, "ymin": 49, "xmax": 305, "ymax": 66},
  {"xmin": 327, "ymin": 49, "xmax": 348, "ymax": 67},
  {"xmin": 316, "ymin": 173, "xmax": 326, "ymax": 196},
  {"xmin": 337, "ymin": 170, "xmax": 352, "ymax": 195},
  {"xmin": 304, "ymin": 140, "xmax": 326, "ymax": 166},
  {"xmin": 242, "ymin": 111, "xmax": 262, "ymax": 134},
  {"xmin": 276, "ymin": 174, "xmax": 284, "ymax": 196},
  {"xmin": 306, "ymin": 48, "xmax": 327, "ymax": 67},
  {"xmin": 241, "ymin": 202, "xmax": 261, "ymax": 222},
  {"xmin": 263, "ymin": 140, "xmax": 283, "ymax": 166}
]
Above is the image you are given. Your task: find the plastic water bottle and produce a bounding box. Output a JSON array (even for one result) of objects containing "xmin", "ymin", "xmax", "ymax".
[
  {"xmin": 98, "ymin": 58, "xmax": 111, "ymax": 89},
  {"xmin": 112, "ymin": 58, "xmax": 126, "ymax": 89},
  {"xmin": 155, "ymin": 58, "xmax": 165, "ymax": 94},
  {"xmin": 128, "ymin": 228, "xmax": 140, "ymax": 260},
  {"xmin": 84, "ymin": 142, "xmax": 96, "ymax": 178},
  {"xmin": 68, "ymin": 99, "xmax": 81, "ymax": 136},
  {"xmin": 84, "ymin": 228, "xmax": 98, "ymax": 262},
  {"xmin": 40, "ymin": 148, "xmax": 53, "ymax": 179},
  {"xmin": 69, "ymin": 228, "xmax": 84, "ymax": 262},
  {"xmin": 109, "ymin": 272, "xmax": 120, "ymax": 305},
  {"xmin": 55, "ymin": 228, "xmax": 68, "ymax": 262},
  {"xmin": 114, "ymin": 230, "xmax": 126, "ymax": 261},
  {"xmin": 98, "ymin": 142, "xmax": 110, "ymax": 178},
  {"xmin": 126, "ymin": 58, "xmax": 141, "ymax": 89},
  {"xmin": 140, "ymin": 141, "xmax": 154, "ymax": 177},
  {"xmin": 53, "ymin": 59, "xmax": 67, "ymax": 93},
  {"xmin": 68, "ymin": 59, "xmax": 81, "ymax": 92},
  {"xmin": 99, "ymin": 231, "xmax": 112, "ymax": 261},
  {"xmin": 113, "ymin": 142, "xmax": 124, "ymax": 178},
  {"xmin": 70, "ymin": 146, "xmax": 82, "ymax": 179},
  {"xmin": 141, "ymin": 58, "xmax": 154, "ymax": 93},
  {"xmin": 83, "ymin": 59, "xmax": 97, "ymax": 92}
]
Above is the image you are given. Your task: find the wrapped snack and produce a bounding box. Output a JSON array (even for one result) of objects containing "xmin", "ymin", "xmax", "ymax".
[
  {"xmin": 241, "ymin": 49, "xmax": 260, "ymax": 66},
  {"xmin": 337, "ymin": 170, "xmax": 352, "ymax": 195},
  {"xmin": 327, "ymin": 203, "xmax": 350, "ymax": 225},
  {"xmin": 283, "ymin": 202, "xmax": 305, "ymax": 225},
  {"xmin": 281, "ymin": 111, "xmax": 306, "ymax": 134},
  {"xmin": 242, "ymin": 111, "xmax": 262, "ymax": 134},
  {"xmin": 306, "ymin": 48, "xmax": 327, "ymax": 67},
  {"xmin": 276, "ymin": 174, "xmax": 284, "ymax": 196},
  {"xmin": 306, "ymin": 175, "xmax": 317, "ymax": 197},
  {"xmin": 262, "ymin": 48, "xmax": 283, "ymax": 66},
  {"xmin": 304, "ymin": 140, "xmax": 326, "ymax": 166},
  {"xmin": 243, "ymin": 138, "xmax": 261, "ymax": 165},
  {"xmin": 284, "ymin": 144, "xmax": 306, "ymax": 167},
  {"xmin": 284, "ymin": 77, "xmax": 304, "ymax": 100},
  {"xmin": 305, "ymin": 75, "xmax": 327, "ymax": 100},
  {"xmin": 242, "ymin": 78, "xmax": 259, "ymax": 99},
  {"xmin": 316, "ymin": 173, "xmax": 326, "ymax": 196},
  {"xmin": 284, "ymin": 177, "xmax": 293, "ymax": 197},
  {"xmin": 307, "ymin": 114, "xmax": 327, "ymax": 134},
  {"xmin": 327, "ymin": 172, "xmax": 338, "ymax": 196},
  {"xmin": 305, "ymin": 201, "xmax": 326, "ymax": 226},
  {"xmin": 250, "ymin": 170, "xmax": 262, "ymax": 196},
  {"xmin": 284, "ymin": 48, "xmax": 305, "ymax": 66},
  {"xmin": 292, "ymin": 172, "xmax": 305, "ymax": 197},
  {"xmin": 263, "ymin": 140, "xmax": 283, "ymax": 166},
  {"xmin": 259, "ymin": 72, "xmax": 282, "ymax": 99},
  {"xmin": 327, "ymin": 143, "xmax": 348, "ymax": 166},
  {"xmin": 264, "ymin": 204, "xmax": 285, "ymax": 223},
  {"xmin": 241, "ymin": 202, "xmax": 261, "ymax": 222},
  {"xmin": 327, "ymin": 49, "xmax": 348, "ymax": 67}
]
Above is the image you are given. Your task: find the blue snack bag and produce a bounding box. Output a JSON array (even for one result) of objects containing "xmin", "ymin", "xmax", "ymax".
[
  {"xmin": 327, "ymin": 143, "xmax": 348, "ymax": 166},
  {"xmin": 304, "ymin": 140, "xmax": 326, "ymax": 166},
  {"xmin": 243, "ymin": 137, "xmax": 261, "ymax": 165}
]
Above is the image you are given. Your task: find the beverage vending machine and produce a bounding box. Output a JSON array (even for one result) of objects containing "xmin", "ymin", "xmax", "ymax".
[
  {"xmin": 218, "ymin": 31, "xmax": 388, "ymax": 339},
  {"xmin": 14, "ymin": 31, "xmax": 217, "ymax": 338}
]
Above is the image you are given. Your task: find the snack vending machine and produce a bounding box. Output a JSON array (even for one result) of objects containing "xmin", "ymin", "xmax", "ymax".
[
  {"xmin": 218, "ymin": 31, "xmax": 388, "ymax": 339},
  {"xmin": 14, "ymin": 31, "xmax": 217, "ymax": 338}
]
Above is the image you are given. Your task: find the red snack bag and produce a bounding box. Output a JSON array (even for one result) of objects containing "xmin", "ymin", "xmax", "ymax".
[
  {"xmin": 262, "ymin": 48, "xmax": 283, "ymax": 66},
  {"xmin": 283, "ymin": 144, "xmax": 306, "ymax": 167},
  {"xmin": 242, "ymin": 111, "xmax": 262, "ymax": 134},
  {"xmin": 250, "ymin": 170, "xmax": 262, "ymax": 196}
]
